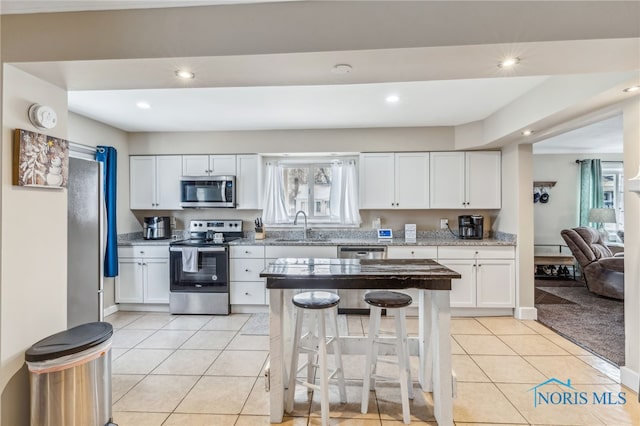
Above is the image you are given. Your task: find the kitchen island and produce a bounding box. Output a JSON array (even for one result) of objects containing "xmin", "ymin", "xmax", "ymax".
[{"xmin": 261, "ymin": 257, "xmax": 461, "ymax": 426}]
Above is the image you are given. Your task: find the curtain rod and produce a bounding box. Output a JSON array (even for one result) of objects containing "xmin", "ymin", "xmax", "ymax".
[{"xmin": 69, "ymin": 142, "xmax": 97, "ymax": 155}]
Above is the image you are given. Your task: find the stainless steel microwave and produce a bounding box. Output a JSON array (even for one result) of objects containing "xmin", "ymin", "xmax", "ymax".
[{"xmin": 180, "ymin": 176, "xmax": 236, "ymax": 208}]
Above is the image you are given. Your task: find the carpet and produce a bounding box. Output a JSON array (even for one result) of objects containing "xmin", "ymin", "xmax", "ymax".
[
  {"xmin": 240, "ymin": 313, "xmax": 269, "ymax": 335},
  {"xmin": 535, "ymin": 282, "xmax": 624, "ymax": 366}
]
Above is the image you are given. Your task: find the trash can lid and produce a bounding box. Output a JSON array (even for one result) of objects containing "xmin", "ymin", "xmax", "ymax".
[{"xmin": 25, "ymin": 322, "xmax": 113, "ymax": 362}]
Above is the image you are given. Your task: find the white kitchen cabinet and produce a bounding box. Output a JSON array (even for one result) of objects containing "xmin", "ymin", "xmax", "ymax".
[
  {"xmin": 182, "ymin": 154, "xmax": 236, "ymax": 176},
  {"xmin": 429, "ymin": 151, "xmax": 501, "ymax": 209},
  {"xmin": 359, "ymin": 152, "xmax": 430, "ymax": 209},
  {"xmin": 236, "ymin": 154, "xmax": 262, "ymax": 209},
  {"xmin": 116, "ymin": 245, "xmax": 170, "ymax": 304},
  {"xmin": 386, "ymin": 245, "xmax": 438, "ymax": 314},
  {"xmin": 230, "ymin": 245, "xmax": 266, "ymax": 306},
  {"xmin": 130, "ymin": 155, "xmax": 182, "ymax": 210},
  {"xmin": 437, "ymin": 246, "xmax": 514, "ymax": 308}
]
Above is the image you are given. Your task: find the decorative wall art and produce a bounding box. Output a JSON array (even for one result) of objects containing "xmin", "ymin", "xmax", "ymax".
[{"xmin": 13, "ymin": 128, "xmax": 69, "ymax": 188}]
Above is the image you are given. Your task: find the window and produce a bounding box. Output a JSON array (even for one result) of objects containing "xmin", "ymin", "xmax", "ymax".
[
  {"xmin": 282, "ymin": 164, "xmax": 333, "ymax": 220},
  {"xmin": 602, "ymin": 161, "xmax": 624, "ymax": 235},
  {"xmin": 263, "ymin": 157, "xmax": 361, "ymax": 226}
]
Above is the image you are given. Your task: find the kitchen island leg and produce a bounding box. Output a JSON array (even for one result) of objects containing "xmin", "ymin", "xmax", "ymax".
[
  {"xmin": 431, "ymin": 290, "xmax": 453, "ymax": 426},
  {"xmin": 269, "ymin": 288, "xmax": 284, "ymax": 423}
]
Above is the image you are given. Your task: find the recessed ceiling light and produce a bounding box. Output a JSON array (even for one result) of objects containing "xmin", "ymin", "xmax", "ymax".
[
  {"xmin": 136, "ymin": 101, "xmax": 151, "ymax": 109},
  {"xmin": 386, "ymin": 95, "xmax": 400, "ymax": 103},
  {"xmin": 331, "ymin": 64, "xmax": 352, "ymax": 74},
  {"xmin": 521, "ymin": 129, "xmax": 534, "ymax": 136},
  {"xmin": 623, "ymin": 85, "xmax": 640, "ymax": 93},
  {"xmin": 175, "ymin": 69, "xmax": 195, "ymax": 79},
  {"xmin": 498, "ymin": 57, "xmax": 521, "ymax": 68}
]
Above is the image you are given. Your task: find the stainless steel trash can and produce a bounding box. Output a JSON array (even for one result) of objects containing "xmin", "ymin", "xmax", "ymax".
[{"xmin": 25, "ymin": 322, "xmax": 117, "ymax": 426}]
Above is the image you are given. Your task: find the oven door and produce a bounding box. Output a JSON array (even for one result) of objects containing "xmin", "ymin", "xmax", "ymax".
[{"xmin": 170, "ymin": 246, "xmax": 229, "ymax": 292}]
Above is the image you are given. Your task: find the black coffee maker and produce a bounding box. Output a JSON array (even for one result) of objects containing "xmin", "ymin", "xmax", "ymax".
[{"xmin": 458, "ymin": 215, "xmax": 484, "ymax": 239}]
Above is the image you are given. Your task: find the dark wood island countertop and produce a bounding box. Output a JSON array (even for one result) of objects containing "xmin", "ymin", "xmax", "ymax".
[{"xmin": 260, "ymin": 258, "xmax": 461, "ymax": 291}]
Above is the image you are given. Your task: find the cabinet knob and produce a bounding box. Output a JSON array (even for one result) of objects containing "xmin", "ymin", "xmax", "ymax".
[
  {"xmin": 411, "ymin": 251, "xmax": 415, "ymax": 255},
  {"xmin": 245, "ymin": 250, "xmax": 250, "ymax": 254},
  {"xmin": 138, "ymin": 262, "xmax": 142, "ymax": 266},
  {"xmin": 245, "ymin": 292, "xmax": 250, "ymax": 296},
  {"xmin": 245, "ymin": 269, "xmax": 250, "ymax": 272}
]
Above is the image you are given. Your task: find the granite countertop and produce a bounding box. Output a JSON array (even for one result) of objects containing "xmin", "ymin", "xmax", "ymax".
[
  {"xmin": 261, "ymin": 258, "xmax": 461, "ymax": 290},
  {"xmin": 118, "ymin": 230, "xmax": 515, "ymax": 247},
  {"xmin": 229, "ymin": 236, "xmax": 515, "ymax": 247}
]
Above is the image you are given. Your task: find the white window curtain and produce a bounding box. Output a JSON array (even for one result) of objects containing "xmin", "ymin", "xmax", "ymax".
[
  {"xmin": 329, "ymin": 160, "xmax": 362, "ymax": 225},
  {"xmin": 262, "ymin": 162, "xmax": 289, "ymax": 224}
]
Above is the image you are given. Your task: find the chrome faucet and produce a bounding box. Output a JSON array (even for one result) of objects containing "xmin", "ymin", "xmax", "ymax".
[{"xmin": 293, "ymin": 210, "xmax": 309, "ymax": 239}]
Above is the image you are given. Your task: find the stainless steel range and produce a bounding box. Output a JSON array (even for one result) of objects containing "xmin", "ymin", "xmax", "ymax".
[{"xmin": 169, "ymin": 219, "xmax": 243, "ymax": 315}]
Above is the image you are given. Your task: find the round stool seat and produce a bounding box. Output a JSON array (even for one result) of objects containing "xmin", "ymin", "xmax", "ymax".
[
  {"xmin": 364, "ymin": 291, "xmax": 412, "ymax": 308},
  {"xmin": 292, "ymin": 291, "xmax": 340, "ymax": 309}
]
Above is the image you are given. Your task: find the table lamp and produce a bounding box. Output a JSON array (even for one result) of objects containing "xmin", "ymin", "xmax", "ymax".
[{"xmin": 588, "ymin": 208, "xmax": 617, "ymax": 242}]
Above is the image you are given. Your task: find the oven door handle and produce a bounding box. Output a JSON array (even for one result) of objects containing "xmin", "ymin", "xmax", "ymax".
[{"xmin": 170, "ymin": 247, "xmax": 226, "ymax": 253}]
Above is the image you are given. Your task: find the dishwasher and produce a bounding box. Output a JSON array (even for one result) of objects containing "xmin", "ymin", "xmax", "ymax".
[{"xmin": 337, "ymin": 246, "xmax": 387, "ymax": 314}]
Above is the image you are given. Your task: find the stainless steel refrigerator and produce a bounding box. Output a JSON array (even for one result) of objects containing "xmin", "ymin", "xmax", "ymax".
[{"xmin": 67, "ymin": 157, "xmax": 104, "ymax": 328}]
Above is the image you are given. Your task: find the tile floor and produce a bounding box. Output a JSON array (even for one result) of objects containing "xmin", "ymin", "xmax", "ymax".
[{"xmin": 106, "ymin": 311, "xmax": 639, "ymax": 425}]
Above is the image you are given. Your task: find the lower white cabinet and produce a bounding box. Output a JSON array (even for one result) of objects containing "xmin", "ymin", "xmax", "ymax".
[
  {"xmin": 116, "ymin": 245, "xmax": 170, "ymax": 304},
  {"xmin": 438, "ymin": 246, "xmax": 515, "ymax": 308},
  {"xmin": 386, "ymin": 246, "xmax": 438, "ymax": 312},
  {"xmin": 230, "ymin": 245, "xmax": 266, "ymax": 306}
]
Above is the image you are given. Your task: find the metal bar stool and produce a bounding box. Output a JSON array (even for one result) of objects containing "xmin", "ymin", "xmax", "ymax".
[
  {"xmin": 361, "ymin": 290, "xmax": 414, "ymax": 424},
  {"xmin": 286, "ymin": 291, "xmax": 347, "ymax": 425}
]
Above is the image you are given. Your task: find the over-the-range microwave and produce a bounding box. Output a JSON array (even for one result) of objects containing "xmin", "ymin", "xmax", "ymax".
[{"xmin": 180, "ymin": 175, "xmax": 236, "ymax": 208}]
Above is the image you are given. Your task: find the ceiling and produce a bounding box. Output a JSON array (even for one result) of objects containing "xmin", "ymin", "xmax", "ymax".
[
  {"xmin": 533, "ymin": 114, "xmax": 623, "ymax": 155},
  {"xmin": 0, "ymin": 1, "xmax": 288, "ymax": 15},
  {"xmin": 6, "ymin": 3, "xmax": 638, "ymax": 150},
  {"xmin": 68, "ymin": 77, "xmax": 548, "ymax": 132}
]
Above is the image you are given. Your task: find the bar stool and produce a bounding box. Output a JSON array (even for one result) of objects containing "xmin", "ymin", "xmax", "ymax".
[
  {"xmin": 286, "ymin": 291, "xmax": 347, "ymax": 425},
  {"xmin": 361, "ymin": 290, "xmax": 413, "ymax": 424}
]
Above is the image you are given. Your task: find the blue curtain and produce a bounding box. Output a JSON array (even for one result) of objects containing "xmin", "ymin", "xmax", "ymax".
[
  {"xmin": 96, "ymin": 146, "xmax": 118, "ymax": 277},
  {"xmin": 579, "ymin": 159, "xmax": 604, "ymax": 227}
]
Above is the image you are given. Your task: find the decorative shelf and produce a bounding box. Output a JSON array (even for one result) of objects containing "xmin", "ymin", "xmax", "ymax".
[{"xmin": 534, "ymin": 181, "xmax": 557, "ymax": 188}]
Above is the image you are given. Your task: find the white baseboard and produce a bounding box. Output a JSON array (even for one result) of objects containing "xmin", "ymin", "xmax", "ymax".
[
  {"xmin": 451, "ymin": 308, "xmax": 514, "ymax": 317},
  {"xmin": 116, "ymin": 303, "xmax": 170, "ymax": 312},
  {"xmin": 620, "ymin": 366, "xmax": 639, "ymax": 392},
  {"xmin": 103, "ymin": 305, "xmax": 119, "ymax": 317},
  {"xmin": 231, "ymin": 305, "xmax": 269, "ymax": 314},
  {"xmin": 515, "ymin": 307, "xmax": 538, "ymax": 320}
]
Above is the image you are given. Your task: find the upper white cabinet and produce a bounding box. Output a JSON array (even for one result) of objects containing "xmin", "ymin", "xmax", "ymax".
[
  {"xmin": 359, "ymin": 152, "xmax": 430, "ymax": 209},
  {"xmin": 130, "ymin": 155, "xmax": 182, "ymax": 210},
  {"xmin": 430, "ymin": 151, "xmax": 501, "ymax": 209},
  {"xmin": 182, "ymin": 154, "xmax": 236, "ymax": 176},
  {"xmin": 236, "ymin": 154, "xmax": 262, "ymax": 210}
]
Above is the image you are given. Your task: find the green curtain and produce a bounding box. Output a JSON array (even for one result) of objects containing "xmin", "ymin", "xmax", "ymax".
[{"xmin": 579, "ymin": 159, "xmax": 604, "ymax": 226}]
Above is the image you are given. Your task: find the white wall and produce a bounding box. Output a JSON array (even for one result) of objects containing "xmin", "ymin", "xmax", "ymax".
[
  {"xmin": 1, "ymin": 65, "xmax": 68, "ymax": 425},
  {"xmin": 533, "ymin": 153, "xmax": 624, "ymax": 245},
  {"xmin": 67, "ymin": 113, "xmax": 139, "ymax": 311},
  {"xmin": 621, "ymin": 97, "xmax": 640, "ymax": 391},
  {"xmin": 127, "ymin": 127, "xmax": 455, "ymax": 155},
  {"xmin": 496, "ymin": 142, "xmax": 535, "ymax": 318}
]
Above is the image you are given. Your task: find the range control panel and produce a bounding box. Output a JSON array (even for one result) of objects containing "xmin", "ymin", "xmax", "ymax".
[{"xmin": 189, "ymin": 219, "xmax": 243, "ymax": 232}]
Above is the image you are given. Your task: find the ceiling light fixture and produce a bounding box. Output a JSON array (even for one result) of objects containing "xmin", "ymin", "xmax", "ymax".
[
  {"xmin": 331, "ymin": 64, "xmax": 352, "ymax": 75},
  {"xmin": 498, "ymin": 57, "xmax": 521, "ymax": 68},
  {"xmin": 386, "ymin": 95, "xmax": 400, "ymax": 103},
  {"xmin": 136, "ymin": 101, "xmax": 151, "ymax": 109},
  {"xmin": 175, "ymin": 69, "xmax": 195, "ymax": 79},
  {"xmin": 521, "ymin": 129, "xmax": 534, "ymax": 136},
  {"xmin": 623, "ymin": 85, "xmax": 640, "ymax": 93}
]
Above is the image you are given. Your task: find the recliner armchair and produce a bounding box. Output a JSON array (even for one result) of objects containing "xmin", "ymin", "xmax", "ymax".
[{"xmin": 560, "ymin": 227, "xmax": 624, "ymax": 299}]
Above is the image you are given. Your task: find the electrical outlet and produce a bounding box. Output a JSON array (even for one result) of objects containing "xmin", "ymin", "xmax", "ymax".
[{"xmin": 440, "ymin": 218, "xmax": 449, "ymax": 229}]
